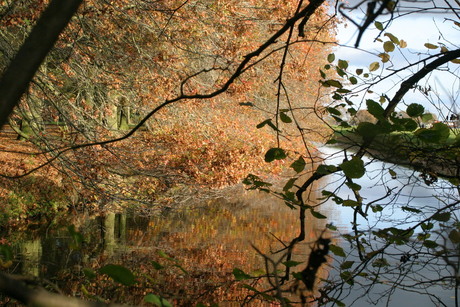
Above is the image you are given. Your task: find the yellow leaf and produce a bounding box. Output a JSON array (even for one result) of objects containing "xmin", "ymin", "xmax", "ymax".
[
  {"xmin": 383, "ymin": 41, "xmax": 395, "ymax": 52},
  {"xmin": 384, "ymin": 33, "xmax": 399, "ymax": 44},
  {"xmin": 424, "ymin": 43, "xmax": 438, "ymax": 49},
  {"xmin": 369, "ymin": 62, "xmax": 380, "ymax": 72},
  {"xmin": 379, "ymin": 53, "xmax": 390, "ymax": 63}
]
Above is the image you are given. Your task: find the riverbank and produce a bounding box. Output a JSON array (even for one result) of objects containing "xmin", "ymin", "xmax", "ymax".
[
  {"xmin": 333, "ymin": 128, "xmax": 460, "ymax": 182},
  {"xmin": 0, "ymin": 118, "xmax": 324, "ymax": 227}
]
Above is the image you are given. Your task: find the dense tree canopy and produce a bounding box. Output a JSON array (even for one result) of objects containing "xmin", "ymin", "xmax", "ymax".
[{"xmin": 0, "ymin": 0, "xmax": 334, "ymax": 205}]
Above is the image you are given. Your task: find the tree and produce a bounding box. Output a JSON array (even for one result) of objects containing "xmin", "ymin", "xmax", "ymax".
[
  {"xmin": 0, "ymin": 0, "xmax": 334, "ymax": 211},
  {"xmin": 240, "ymin": 1, "xmax": 460, "ymax": 306},
  {"xmin": 2, "ymin": 0, "xmax": 460, "ymax": 306}
]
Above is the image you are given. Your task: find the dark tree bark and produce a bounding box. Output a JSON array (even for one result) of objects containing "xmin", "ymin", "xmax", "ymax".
[{"xmin": 0, "ymin": 0, "xmax": 83, "ymax": 129}]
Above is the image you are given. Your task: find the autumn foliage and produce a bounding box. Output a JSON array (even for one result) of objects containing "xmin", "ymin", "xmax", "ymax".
[{"xmin": 0, "ymin": 0, "xmax": 336, "ymax": 223}]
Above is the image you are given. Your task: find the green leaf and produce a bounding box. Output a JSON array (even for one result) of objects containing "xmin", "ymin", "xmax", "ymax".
[
  {"xmin": 449, "ymin": 177, "xmax": 460, "ymax": 186},
  {"xmin": 348, "ymin": 107, "xmax": 357, "ymax": 115},
  {"xmin": 256, "ymin": 119, "xmax": 280, "ymax": 132},
  {"xmin": 0, "ymin": 245, "xmax": 13, "ymax": 261},
  {"xmin": 389, "ymin": 169, "xmax": 397, "ymax": 179},
  {"xmin": 415, "ymin": 123, "xmax": 450, "ymax": 143},
  {"xmin": 242, "ymin": 284, "xmax": 260, "ymax": 293},
  {"xmin": 99, "ymin": 264, "xmax": 136, "ymax": 286},
  {"xmin": 384, "ymin": 32, "xmax": 400, "ymax": 44},
  {"xmin": 432, "ymin": 212, "xmax": 451, "ymax": 222},
  {"xmin": 290, "ymin": 156, "xmax": 306, "ymax": 173},
  {"xmin": 421, "ymin": 113, "xmax": 433, "ymax": 122},
  {"xmin": 449, "ymin": 230, "xmax": 460, "ymax": 243},
  {"xmin": 391, "ymin": 114, "xmax": 419, "ymax": 131},
  {"xmin": 401, "ymin": 206, "xmax": 422, "ymax": 213},
  {"xmin": 369, "ymin": 62, "xmax": 380, "ymax": 72},
  {"xmin": 265, "ymin": 148, "xmax": 287, "ymax": 162},
  {"xmin": 372, "ymin": 258, "xmax": 389, "ymax": 267},
  {"xmin": 151, "ymin": 261, "xmax": 164, "ymax": 270},
  {"xmin": 173, "ymin": 264, "xmax": 188, "ymax": 275},
  {"xmin": 356, "ymin": 68, "xmax": 363, "ymax": 75},
  {"xmin": 336, "ymin": 88, "xmax": 351, "ymax": 94},
  {"xmin": 243, "ymin": 174, "xmax": 272, "ymax": 189},
  {"xmin": 340, "ymin": 156, "xmax": 365, "ymax": 179},
  {"xmin": 251, "ymin": 269, "xmax": 265, "ymax": 277},
  {"xmin": 316, "ymin": 164, "xmax": 337, "ymax": 175},
  {"xmin": 432, "ymin": 122, "xmax": 450, "ymax": 139},
  {"xmin": 383, "ymin": 41, "xmax": 395, "ymax": 52},
  {"xmin": 283, "ymin": 260, "xmax": 303, "ymax": 268},
  {"xmin": 343, "ymin": 199, "xmax": 359, "ymax": 207},
  {"xmin": 366, "ymin": 99, "xmax": 384, "ymax": 120},
  {"xmin": 386, "ymin": 1, "xmax": 396, "ymax": 11},
  {"xmin": 83, "ymin": 268, "xmax": 96, "ymax": 280},
  {"xmin": 327, "ymin": 53, "xmax": 335, "ymax": 63},
  {"xmin": 144, "ymin": 294, "xmax": 173, "ymax": 307},
  {"xmin": 421, "ymin": 222, "xmax": 434, "ymax": 231},
  {"xmin": 399, "ymin": 118, "xmax": 418, "ymax": 131},
  {"xmin": 233, "ymin": 268, "xmax": 251, "ymax": 280},
  {"xmin": 340, "ymin": 271, "xmax": 354, "ymax": 285},
  {"xmin": 326, "ymin": 107, "xmax": 341, "ymax": 116},
  {"xmin": 338, "ymin": 59, "xmax": 349, "ymax": 70},
  {"xmin": 68, "ymin": 225, "xmax": 83, "ymax": 250},
  {"xmin": 320, "ymin": 69, "xmax": 326, "ymax": 79},
  {"xmin": 374, "ymin": 21, "xmax": 383, "ymax": 30},
  {"xmin": 345, "ymin": 182, "xmax": 361, "ymax": 191},
  {"xmin": 280, "ymin": 112, "xmax": 292, "ymax": 123},
  {"xmin": 423, "ymin": 240, "xmax": 438, "ymax": 248},
  {"xmin": 283, "ymin": 177, "xmax": 297, "ymax": 191},
  {"xmin": 158, "ymin": 250, "xmax": 175, "ymax": 261},
  {"xmin": 332, "ymin": 93, "xmax": 343, "ymax": 100},
  {"xmin": 310, "ymin": 210, "xmax": 327, "ymax": 219},
  {"xmin": 336, "ymin": 67, "xmax": 346, "ymax": 77},
  {"xmin": 406, "ymin": 103, "xmax": 424, "ymax": 117},
  {"xmin": 324, "ymin": 79, "xmax": 343, "ymax": 88},
  {"xmin": 349, "ymin": 76, "xmax": 358, "ymax": 84},
  {"xmin": 330, "ymin": 244, "xmax": 346, "ymax": 257},
  {"xmin": 256, "ymin": 119, "xmax": 268, "ymax": 129},
  {"xmin": 356, "ymin": 122, "xmax": 379, "ymax": 141},
  {"xmin": 415, "ymin": 128, "xmax": 440, "ymax": 143},
  {"xmin": 340, "ymin": 261, "xmax": 354, "ymax": 270}
]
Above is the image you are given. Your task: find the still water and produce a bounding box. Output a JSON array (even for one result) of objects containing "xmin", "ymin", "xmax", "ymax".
[
  {"xmin": 3, "ymin": 186, "xmax": 329, "ymax": 306},
  {"xmin": 318, "ymin": 147, "xmax": 457, "ymax": 307},
  {"xmin": 2, "ymin": 147, "xmax": 458, "ymax": 306}
]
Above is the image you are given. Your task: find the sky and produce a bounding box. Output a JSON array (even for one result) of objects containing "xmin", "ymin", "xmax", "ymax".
[{"xmin": 332, "ymin": 0, "xmax": 460, "ymax": 118}]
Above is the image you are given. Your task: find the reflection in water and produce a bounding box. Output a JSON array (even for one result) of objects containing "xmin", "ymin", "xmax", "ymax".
[
  {"xmin": 3, "ymin": 186, "xmax": 328, "ymax": 306},
  {"xmin": 20, "ymin": 239, "xmax": 41, "ymax": 277},
  {"xmin": 5, "ymin": 148, "xmax": 454, "ymax": 306},
  {"xmin": 317, "ymin": 147, "xmax": 457, "ymax": 307}
]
